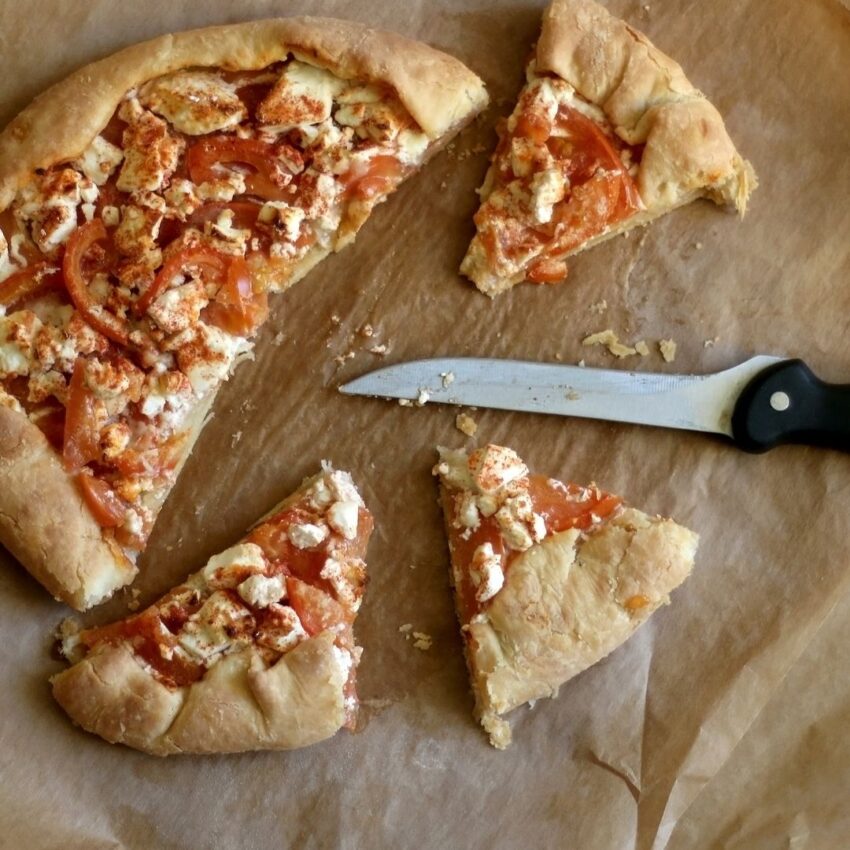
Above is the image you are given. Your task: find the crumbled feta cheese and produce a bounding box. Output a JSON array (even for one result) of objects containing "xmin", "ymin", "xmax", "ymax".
[
  {"xmin": 288, "ymin": 522, "xmax": 329, "ymax": 549},
  {"xmin": 258, "ymin": 201, "xmax": 305, "ymax": 242},
  {"xmin": 73, "ymin": 135, "xmax": 124, "ymax": 186},
  {"xmin": 116, "ymin": 102, "xmax": 185, "ymax": 193},
  {"xmin": 163, "ymin": 179, "xmax": 201, "ymax": 221},
  {"xmin": 27, "ymin": 369, "xmax": 68, "ymax": 404},
  {"xmin": 327, "ymin": 500, "xmax": 360, "ymax": 540},
  {"xmin": 113, "ymin": 204, "xmax": 163, "ymax": 267},
  {"xmin": 176, "ymin": 322, "xmax": 247, "ymax": 398},
  {"xmin": 197, "ymin": 171, "xmax": 247, "ymax": 203},
  {"xmin": 13, "ymin": 169, "xmax": 86, "ymax": 254},
  {"xmin": 123, "ymin": 508, "xmax": 145, "ymax": 537},
  {"xmin": 139, "ymin": 70, "xmax": 247, "ymax": 135},
  {"xmin": 530, "ymin": 167, "xmax": 567, "ymax": 224},
  {"xmin": 178, "ymin": 591, "xmax": 255, "ymax": 664},
  {"xmin": 238, "ymin": 574, "xmax": 285, "ymax": 609},
  {"xmin": 0, "ymin": 231, "xmax": 19, "ymax": 283},
  {"xmin": 9, "ymin": 234, "xmax": 26, "ymax": 267},
  {"xmin": 334, "ymin": 97, "xmax": 409, "ymax": 143},
  {"xmin": 202, "ymin": 542, "xmax": 267, "ymax": 586},
  {"xmin": 469, "ymin": 444, "xmax": 528, "ymax": 494},
  {"xmin": 456, "ymin": 490, "xmax": 480, "ymax": 530},
  {"xmin": 469, "ymin": 542, "xmax": 505, "ymax": 603},
  {"xmin": 396, "ymin": 129, "xmax": 430, "ymax": 165},
  {"xmin": 256, "ymin": 604, "xmax": 308, "ymax": 653},
  {"xmin": 210, "ymin": 209, "xmax": 251, "ymax": 249},
  {"xmin": 101, "ymin": 205, "xmax": 120, "ymax": 227},
  {"xmin": 0, "ymin": 311, "xmax": 42, "ymax": 376},
  {"xmin": 321, "ymin": 467, "xmax": 364, "ymax": 506},
  {"xmin": 257, "ymin": 61, "xmax": 345, "ymax": 128},
  {"xmin": 83, "ymin": 355, "xmax": 144, "ymax": 416}
]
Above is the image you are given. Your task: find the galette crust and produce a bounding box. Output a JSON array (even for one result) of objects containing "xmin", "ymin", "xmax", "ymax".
[
  {"xmin": 51, "ymin": 632, "xmax": 347, "ymax": 756},
  {"xmin": 0, "ymin": 16, "xmax": 488, "ymax": 210},
  {"xmin": 537, "ymin": 0, "xmax": 755, "ymax": 213},
  {"xmin": 461, "ymin": 507, "xmax": 698, "ymax": 748},
  {"xmin": 0, "ymin": 406, "xmax": 135, "ymax": 610}
]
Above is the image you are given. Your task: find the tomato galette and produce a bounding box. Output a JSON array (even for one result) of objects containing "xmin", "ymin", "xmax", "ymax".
[
  {"xmin": 0, "ymin": 18, "xmax": 487, "ymax": 609},
  {"xmin": 52, "ymin": 464, "xmax": 371, "ymax": 755},
  {"xmin": 461, "ymin": 0, "xmax": 755, "ymax": 295},
  {"xmin": 434, "ymin": 444, "xmax": 698, "ymax": 748}
]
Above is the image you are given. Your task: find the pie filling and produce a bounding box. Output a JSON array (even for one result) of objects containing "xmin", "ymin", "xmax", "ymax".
[
  {"xmin": 62, "ymin": 468, "xmax": 372, "ymax": 726},
  {"xmin": 435, "ymin": 445, "xmax": 622, "ymax": 624},
  {"xmin": 0, "ymin": 60, "xmax": 431, "ymax": 553},
  {"xmin": 466, "ymin": 67, "xmax": 642, "ymax": 285}
]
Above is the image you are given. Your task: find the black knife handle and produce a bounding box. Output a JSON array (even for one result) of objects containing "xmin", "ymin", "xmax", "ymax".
[{"xmin": 731, "ymin": 359, "xmax": 850, "ymax": 453}]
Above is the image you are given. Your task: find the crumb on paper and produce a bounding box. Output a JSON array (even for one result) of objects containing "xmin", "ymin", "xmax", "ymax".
[
  {"xmin": 240, "ymin": 398, "xmax": 256, "ymax": 413},
  {"xmin": 635, "ymin": 340, "xmax": 650, "ymax": 357},
  {"xmin": 272, "ymin": 331, "xmax": 285, "ymax": 346},
  {"xmin": 582, "ymin": 329, "xmax": 637, "ymax": 358},
  {"xmin": 334, "ymin": 351, "xmax": 355, "ymax": 365},
  {"xmin": 456, "ymin": 412, "xmax": 478, "ymax": 436},
  {"xmin": 416, "ymin": 389, "xmax": 430, "ymax": 406},
  {"xmin": 359, "ymin": 324, "xmax": 374, "ymax": 338},
  {"xmin": 330, "ymin": 313, "xmax": 341, "ymax": 326},
  {"xmin": 471, "ymin": 144, "xmax": 486, "ymax": 154},
  {"xmin": 441, "ymin": 371, "xmax": 455, "ymax": 388},
  {"xmin": 566, "ymin": 389, "xmax": 580, "ymax": 401},
  {"xmin": 398, "ymin": 398, "xmax": 413, "ymax": 407},
  {"xmin": 659, "ymin": 338, "xmax": 678, "ymax": 363},
  {"xmin": 231, "ymin": 430, "xmax": 242, "ymax": 447},
  {"xmin": 695, "ymin": 241, "xmax": 703, "ymax": 250},
  {"xmin": 398, "ymin": 623, "xmax": 413, "ymax": 634},
  {"xmin": 127, "ymin": 588, "xmax": 141, "ymax": 612},
  {"xmin": 412, "ymin": 632, "xmax": 433, "ymax": 651},
  {"xmin": 578, "ymin": 359, "xmax": 586, "ymax": 368},
  {"xmin": 554, "ymin": 353, "xmax": 563, "ymax": 361},
  {"xmin": 440, "ymin": 181, "xmax": 448, "ymax": 191},
  {"xmin": 704, "ymin": 336, "xmax": 719, "ymax": 348},
  {"xmin": 589, "ymin": 299, "xmax": 608, "ymax": 315},
  {"xmin": 369, "ymin": 343, "xmax": 388, "ymax": 356},
  {"xmin": 409, "ymin": 563, "xmax": 417, "ymax": 570}
]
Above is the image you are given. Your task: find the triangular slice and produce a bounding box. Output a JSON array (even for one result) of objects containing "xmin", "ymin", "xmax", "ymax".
[
  {"xmin": 461, "ymin": 0, "xmax": 755, "ymax": 295},
  {"xmin": 0, "ymin": 18, "xmax": 487, "ymax": 609},
  {"xmin": 52, "ymin": 464, "xmax": 371, "ymax": 755},
  {"xmin": 434, "ymin": 444, "xmax": 698, "ymax": 748}
]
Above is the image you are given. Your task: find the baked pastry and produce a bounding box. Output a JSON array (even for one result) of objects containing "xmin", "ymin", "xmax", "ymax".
[
  {"xmin": 434, "ymin": 444, "xmax": 698, "ymax": 748},
  {"xmin": 52, "ymin": 464, "xmax": 371, "ymax": 755},
  {"xmin": 0, "ymin": 18, "xmax": 487, "ymax": 609},
  {"xmin": 461, "ymin": 0, "xmax": 755, "ymax": 295}
]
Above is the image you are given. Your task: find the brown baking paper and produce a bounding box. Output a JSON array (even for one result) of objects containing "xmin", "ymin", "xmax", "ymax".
[{"xmin": 1, "ymin": 1, "xmax": 849, "ymax": 848}]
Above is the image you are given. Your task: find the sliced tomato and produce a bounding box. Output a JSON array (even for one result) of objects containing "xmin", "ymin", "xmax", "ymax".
[
  {"xmin": 136, "ymin": 245, "xmax": 229, "ymax": 317},
  {"xmin": 526, "ymin": 474, "xmax": 621, "ymax": 534},
  {"xmin": 341, "ymin": 155, "xmax": 403, "ymax": 200},
  {"xmin": 76, "ymin": 472, "xmax": 126, "ymax": 528},
  {"xmin": 0, "ymin": 263, "xmax": 64, "ymax": 309},
  {"xmin": 527, "ymin": 258, "xmax": 568, "ymax": 284},
  {"xmin": 286, "ymin": 577, "xmax": 352, "ymax": 637},
  {"xmin": 203, "ymin": 255, "xmax": 269, "ymax": 337},
  {"xmin": 62, "ymin": 357, "xmax": 101, "ymax": 471},
  {"xmin": 186, "ymin": 137, "xmax": 300, "ymax": 201},
  {"xmin": 81, "ymin": 608, "xmax": 204, "ymax": 688},
  {"xmin": 515, "ymin": 110, "xmax": 551, "ymax": 144},
  {"xmin": 188, "ymin": 201, "xmax": 263, "ymax": 231},
  {"xmin": 62, "ymin": 219, "xmax": 129, "ymax": 345}
]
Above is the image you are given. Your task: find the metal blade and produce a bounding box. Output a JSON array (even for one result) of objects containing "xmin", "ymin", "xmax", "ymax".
[{"xmin": 339, "ymin": 355, "xmax": 785, "ymax": 437}]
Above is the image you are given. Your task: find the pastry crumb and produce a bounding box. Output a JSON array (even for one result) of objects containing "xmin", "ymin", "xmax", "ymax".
[
  {"xmin": 334, "ymin": 351, "xmax": 355, "ymax": 365},
  {"xmin": 398, "ymin": 398, "xmax": 413, "ymax": 407},
  {"xmin": 456, "ymin": 412, "xmax": 478, "ymax": 436},
  {"xmin": 577, "ymin": 359, "xmax": 586, "ymax": 367},
  {"xmin": 582, "ymin": 329, "xmax": 637, "ymax": 358},
  {"xmin": 398, "ymin": 623, "xmax": 413, "ymax": 634},
  {"xmin": 359, "ymin": 324, "xmax": 374, "ymax": 338},
  {"xmin": 369, "ymin": 343, "xmax": 388, "ymax": 355},
  {"xmin": 272, "ymin": 331, "xmax": 285, "ymax": 346},
  {"xmin": 416, "ymin": 389, "xmax": 430, "ymax": 406},
  {"xmin": 231, "ymin": 430, "xmax": 242, "ymax": 447},
  {"xmin": 703, "ymin": 336, "xmax": 719, "ymax": 348},
  {"xmin": 412, "ymin": 632, "xmax": 433, "ymax": 651},
  {"xmin": 694, "ymin": 241, "xmax": 703, "ymax": 250},
  {"xmin": 330, "ymin": 313, "xmax": 341, "ymax": 325},
  {"xmin": 554, "ymin": 352, "xmax": 563, "ymax": 361},
  {"xmin": 635, "ymin": 340, "xmax": 650, "ymax": 357},
  {"xmin": 589, "ymin": 299, "xmax": 608, "ymax": 315},
  {"xmin": 659, "ymin": 339, "xmax": 678, "ymax": 363},
  {"xmin": 440, "ymin": 180, "xmax": 448, "ymax": 190},
  {"xmin": 441, "ymin": 371, "xmax": 455, "ymax": 388}
]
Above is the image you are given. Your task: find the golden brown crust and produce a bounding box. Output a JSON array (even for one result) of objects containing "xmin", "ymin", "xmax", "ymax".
[
  {"xmin": 536, "ymin": 0, "xmax": 755, "ymax": 212},
  {"xmin": 0, "ymin": 16, "xmax": 487, "ymax": 210},
  {"xmin": 0, "ymin": 406, "xmax": 135, "ymax": 610},
  {"xmin": 51, "ymin": 633, "xmax": 346, "ymax": 756}
]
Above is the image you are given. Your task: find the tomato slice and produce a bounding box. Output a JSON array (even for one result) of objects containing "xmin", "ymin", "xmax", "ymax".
[
  {"xmin": 526, "ymin": 474, "xmax": 621, "ymax": 534},
  {"xmin": 186, "ymin": 137, "xmax": 300, "ymax": 201},
  {"xmin": 136, "ymin": 245, "xmax": 229, "ymax": 317},
  {"xmin": 0, "ymin": 263, "xmax": 64, "ymax": 309},
  {"xmin": 62, "ymin": 219, "xmax": 129, "ymax": 346},
  {"xmin": 203, "ymin": 255, "xmax": 268, "ymax": 337},
  {"xmin": 77, "ymin": 472, "xmax": 126, "ymax": 528},
  {"xmin": 286, "ymin": 577, "xmax": 352, "ymax": 637},
  {"xmin": 341, "ymin": 155, "xmax": 403, "ymax": 200},
  {"xmin": 62, "ymin": 357, "xmax": 101, "ymax": 471},
  {"xmin": 81, "ymin": 608, "xmax": 204, "ymax": 688},
  {"xmin": 527, "ymin": 258, "xmax": 567, "ymax": 284}
]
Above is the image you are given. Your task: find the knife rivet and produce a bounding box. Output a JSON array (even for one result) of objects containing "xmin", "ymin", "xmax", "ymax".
[{"xmin": 769, "ymin": 391, "xmax": 791, "ymax": 412}]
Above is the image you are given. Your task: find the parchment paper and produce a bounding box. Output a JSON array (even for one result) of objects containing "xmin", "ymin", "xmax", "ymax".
[{"xmin": 0, "ymin": 1, "xmax": 848, "ymax": 848}]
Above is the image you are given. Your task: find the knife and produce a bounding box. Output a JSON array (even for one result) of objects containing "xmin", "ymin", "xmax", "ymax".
[{"xmin": 339, "ymin": 356, "xmax": 850, "ymax": 453}]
